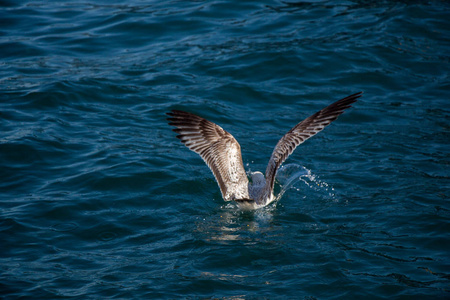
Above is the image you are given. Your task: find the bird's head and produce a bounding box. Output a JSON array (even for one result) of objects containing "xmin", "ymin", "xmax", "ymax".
[{"xmin": 251, "ymin": 171, "xmax": 265, "ymax": 186}]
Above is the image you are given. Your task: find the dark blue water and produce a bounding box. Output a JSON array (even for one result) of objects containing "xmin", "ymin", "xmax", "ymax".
[{"xmin": 1, "ymin": 1, "xmax": 449, "ymax": 298}]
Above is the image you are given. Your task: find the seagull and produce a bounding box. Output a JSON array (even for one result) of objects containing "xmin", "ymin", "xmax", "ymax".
[{"xmin": 167, "ymin": 92, "xmax": 362, "ymax": 209}]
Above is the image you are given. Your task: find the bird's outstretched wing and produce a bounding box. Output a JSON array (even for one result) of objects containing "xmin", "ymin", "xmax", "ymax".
[
  {"xmin": 167, "ymin": 110, "xmax": 250, "ymax": 201},
  {"xmin": 260, "ymin": 92, "xmax": 362, "ymax": 204}
]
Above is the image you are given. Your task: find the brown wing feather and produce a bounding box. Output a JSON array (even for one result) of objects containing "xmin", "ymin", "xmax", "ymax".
[
  {"xmin": 167, "ymin": 110, "xmax": 249, "ymax": 201},
  {"xmin": 260, "ymin": 92, "xmax": 362, "ymax": 203}
]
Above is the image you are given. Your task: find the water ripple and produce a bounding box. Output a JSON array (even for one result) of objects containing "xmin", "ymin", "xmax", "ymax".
[{"xmin": 1, "ymin": 0, "xmax": 449, "ymax": 298}]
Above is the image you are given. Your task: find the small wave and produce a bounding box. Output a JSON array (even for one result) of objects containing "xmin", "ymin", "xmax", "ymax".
[{"xmin": 275, "ymin": 163, "xmax": 336, "ymax": 202}]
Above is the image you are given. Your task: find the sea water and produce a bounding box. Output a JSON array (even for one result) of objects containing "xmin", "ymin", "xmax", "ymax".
[{"xmin": 1, "ymin": 1, "xmax": 449, "ymax": 298}]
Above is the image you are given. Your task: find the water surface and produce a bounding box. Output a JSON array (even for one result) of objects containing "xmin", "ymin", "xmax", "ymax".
[{"xmin": 1, "ymin": 1, "xmax": 449, "ymax": 298}]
